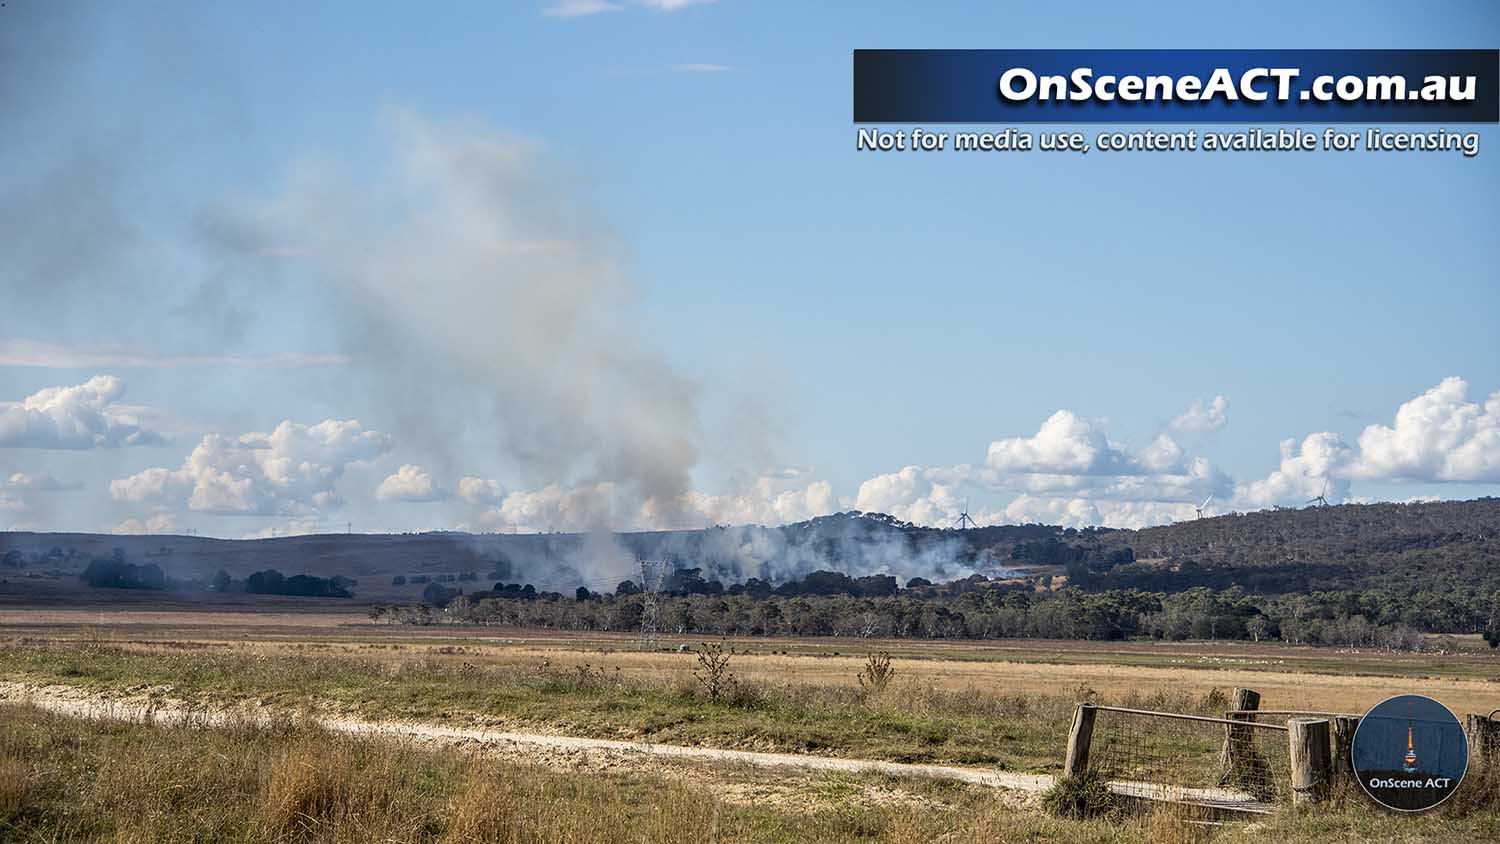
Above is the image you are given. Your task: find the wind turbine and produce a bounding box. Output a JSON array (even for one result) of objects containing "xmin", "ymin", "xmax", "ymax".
[
  {"xmin": 1195, "ymin": 494, "xmax": 1213, "ymax": 519},
  {"xmin": 953, "ymin": 500, "xmax": 978, "ymax": 531},
  {"xmin": 1306, "ymin": 480, "xmax": 1330, "ymax": 508}
]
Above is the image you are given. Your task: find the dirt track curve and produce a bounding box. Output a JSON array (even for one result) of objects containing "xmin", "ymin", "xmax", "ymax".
[{"xmin": 0, "ymin": 680, "xmax": 1268, "ymax": 812}]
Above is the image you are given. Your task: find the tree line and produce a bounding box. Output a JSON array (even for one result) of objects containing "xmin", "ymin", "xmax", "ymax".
[{"xmin": 374, "ymin": 567, "xmax": 1500, "ymax": 651}]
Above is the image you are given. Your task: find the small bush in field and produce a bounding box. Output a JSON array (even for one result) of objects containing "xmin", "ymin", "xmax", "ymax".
[
  {"xmin": 694, "ymin": 642, "xmax": 736, "ymax": 703},
  {"xmin": 858, "ymin": 651, "xmax": 897, "ymax": 696}
]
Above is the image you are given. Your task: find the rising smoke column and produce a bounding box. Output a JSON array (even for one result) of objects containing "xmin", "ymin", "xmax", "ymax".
[{"xmin": 223, "ymin": 110, "xmax": 704, "ymax": 531}]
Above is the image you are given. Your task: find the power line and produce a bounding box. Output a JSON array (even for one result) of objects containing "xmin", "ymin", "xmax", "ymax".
[{"xmin": 638, "ymin": 558, "xmax": 669, "ymax": 648}]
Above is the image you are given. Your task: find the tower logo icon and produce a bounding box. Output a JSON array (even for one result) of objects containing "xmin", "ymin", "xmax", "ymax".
[
  {"xmin": 1352, "ymin": 694, "xmax": 1467, "ymax": 812},
  {"xmin": 1402, "ymin": 718, "xmax": 1418, "ymax": 773}
]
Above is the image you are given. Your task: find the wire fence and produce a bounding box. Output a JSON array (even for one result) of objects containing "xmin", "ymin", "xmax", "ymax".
[
  {"xmin": 1225, "ymin": 708, "xmax": 1361, "ymax": 723},
  {"xmin": 1088, "ymin": 706, "xmax": 1292, "ymax": 804}
]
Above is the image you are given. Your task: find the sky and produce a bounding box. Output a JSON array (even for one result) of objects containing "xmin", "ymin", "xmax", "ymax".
[{"xmin": 1, "ymin": 1, "xmax": 1498, "ymax": 538}]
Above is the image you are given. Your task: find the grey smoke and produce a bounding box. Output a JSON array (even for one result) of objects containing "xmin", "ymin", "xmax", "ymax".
[
  {"xmin": 462, "ymin": 514, "xmax": 983, "ymax": 592},
  {"xmin": 221, "ymin": 110, "xmax": 704, "ymax": 528}
]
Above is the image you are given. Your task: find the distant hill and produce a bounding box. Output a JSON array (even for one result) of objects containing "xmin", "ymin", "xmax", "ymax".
[{"xmin": 3, "ymin": 498, "xmax": 1498, "ymax": 602}]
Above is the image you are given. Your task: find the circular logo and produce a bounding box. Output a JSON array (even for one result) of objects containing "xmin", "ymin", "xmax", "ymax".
[{"xmin": 1351, "ymin": 694, "xmax": 1468, "ymax": 812}]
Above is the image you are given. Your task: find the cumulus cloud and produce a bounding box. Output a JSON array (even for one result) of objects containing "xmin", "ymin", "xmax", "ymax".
[
  {"xmin": 855, "ymin": 466, "xmax": 967, "ymax": 527},
  {"xmin": 456, "ymin": 476, "xmax": 506, "ymax": 505},
  {"xmin": 976, "ymin": 410, "xmax": 1223, "ymax": 501},
  {"xmin": 986, "ymin": 411, "xmax": 1151, "ymax": 476},
  {"xmin": 4, "ymin": 472, "xmax": 81, "ymax": 492},
  {"xmin": 1170, "ymin": 396, "xmax": 1230, "ymax": 434},
  {"xmin": 1229, "ymin": 378, "xmax": 1499, "ymax": 508},
  {"xmin": 112, "ymin": 513, "xmax": 176, "ymax": 535},
  {"xmin": 1233, "ymin": 432, "xmax": 1352, "ymax": 509},
  {"xmin": 1001, "ymin": 495, "xmax": 1196, "ymax": 530},
  {"xmin": 111, "ymin": 419, "xmax": 390, "ymax": 516},
  {"xmin": 848, "ymin": 401, "xmax": 1238, "ymax": 530},
  {"xmin": 1346, "ymin": 377, "xmax": 1500, "ymax": 482},
  {"xmin": 686, "ymin": 475, "xmax": 837, "ymax": 527},
  {"xmin": 0, "ymin": 376, "xmax": 165, "ymax": 449},
  {"xmin": 375, "ymin": 464, "xmax": 444, "ymax": 502}
]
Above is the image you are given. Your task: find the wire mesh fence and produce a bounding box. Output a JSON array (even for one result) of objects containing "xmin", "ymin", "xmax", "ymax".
[{"xmin": 1088, "ymin": 706, "xmax": 1292, "ymax": 804}]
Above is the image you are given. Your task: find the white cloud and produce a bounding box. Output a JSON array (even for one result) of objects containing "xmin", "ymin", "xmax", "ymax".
[
  {"xmin": 1346, "ymin": 377, "xmax": 1500, "ymax": 482},
  {"xmin": 1138, "ymin": 434, "xmax": 1186, "ymax": 473},
  {"xmin": 855, "ymin": 465, "xmax": 967, "ymax": 527},
  {"xmin": 0, "ymin": 376, "xmax": 166, "ymax": 449},
  {"xmin": 112, "ymin": 513, "xmax": 177, "ymax": 535},
  {"xmin": 850, "ymin": 403, "xmax": 1236, "ymax": 530},
  {"xmin": 111, "ymin": 419, "xmax": 390, "ymax": 516},
  {"xmin": 456, "ymin": 475, "xmax": 506, "ymax": 505},
  {"xmin": 376, "ymin": 464, "xmax": 444, "ymax": 502},
  {"xmin": 1229, "ymin": 378, "xmax": 1500, "ymax": 508},
  {"xmin": 986, "ymin": 411, "xmax": 1146, "ymax": 476},
  {"xmin": 0, "ymin": 339, "xmax": 348, "ymax": 369},
  {"xmin": 4, "ymin": 471, "xmax": 81, "ymax": 492},
  {"xmin": 1170, "ymin": 396, "xmax": 1230, "ymax": 434},
  {"xmin": 1233, "ymin": 432, "xmax": 1352, "ymax": 509},
  {"xmin": 687, "ymin": 475, "xmax": 837, "ymax": 526},
  {"xmin": 543, "ymin": 0, "xmax": 622, "ymax": 16},
  {"xmin": 1000, "ymin": 494, "xmax": 1102, "ymax": 528},
  {"xmin": 1001, "ymin": 495, "xmax": 1196, "ymax": 530}
]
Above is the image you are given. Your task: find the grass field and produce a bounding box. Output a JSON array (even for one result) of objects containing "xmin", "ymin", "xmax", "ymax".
[
  {"xmin": 2, "ymin": 607, "xmax": 1499, "ymax": 841},
  {"xmin": 3, "ymin": 606, "xmax": 1498, "ymax": 715},
  {"xmin": 3, "ymin": 701, "xmax": 1497, "ymax": 843}
]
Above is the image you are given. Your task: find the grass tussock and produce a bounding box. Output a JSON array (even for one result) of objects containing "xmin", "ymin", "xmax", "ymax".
[{"xmin": 1041, "ymin": 768, "xmax": 1120, "ymax": 820}]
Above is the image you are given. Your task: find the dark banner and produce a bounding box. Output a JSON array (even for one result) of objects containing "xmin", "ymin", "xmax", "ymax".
[{"xmin": 853, "ymin": 49, "xmax": 1499, "ymax": 123}]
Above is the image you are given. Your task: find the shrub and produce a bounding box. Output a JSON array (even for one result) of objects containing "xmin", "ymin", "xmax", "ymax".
[
  {"xmin": 694, "ymin": 642, "xmax": 736, "ymax": 703},
  {"xmin": 1041, "ymin": 767, "xmax": 1119, "ymax": 820},
  {"xmin": 858, "ymin": 651, "xmax": 897, "ymax": 697}
]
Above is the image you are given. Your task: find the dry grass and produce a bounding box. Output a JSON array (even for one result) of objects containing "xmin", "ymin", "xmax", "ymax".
[
  {"xmin": 0, "ymin": 754, "xmax": 26, "ymax": 817},
  {"xmin": 1, "ymin": 700, "xmax": 1497, "ymax": 843},
  {"xmin": 7, "ymin": 611, "xmax": 1497, "ymax": 716}
]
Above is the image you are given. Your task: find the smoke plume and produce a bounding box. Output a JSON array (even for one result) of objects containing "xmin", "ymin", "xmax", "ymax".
[{"xmin": 223, "ymin": 110, "xmax": 703, "ymax": 528}]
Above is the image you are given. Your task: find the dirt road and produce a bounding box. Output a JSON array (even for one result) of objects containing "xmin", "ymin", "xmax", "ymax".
[
  {"xmin": 0, "ymin": 679, "xmax": 1051, "ymax": 792},
  {"xmin": 0, "ymin": 678, "xmax": 1276, "ymax": 813}
]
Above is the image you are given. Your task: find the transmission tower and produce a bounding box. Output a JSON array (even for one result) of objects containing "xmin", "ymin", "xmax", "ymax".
[{"xmin": 638, "ymin": 558, "xmax": 669, "ymax": 649}]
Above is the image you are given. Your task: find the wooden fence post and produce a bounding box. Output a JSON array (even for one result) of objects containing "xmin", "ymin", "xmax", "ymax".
[
  {"xmin": 1219, "ymin": 687, "xmax": 1261, "ymax": 787},
  {"xmin": 1064, "ymin": 703, "xmax": 1098, "ymax": 778},
  {"xmin": 1466, "ymin": 713, "xmax": 1500, "ymax": 769},
  {"xmin": 1331, "ymin": 715, "xmax": 1360, "ymax": 787},
  {"xmin": 1289, "ymin": 718, "xmax": 1332, "ymax": 805}
]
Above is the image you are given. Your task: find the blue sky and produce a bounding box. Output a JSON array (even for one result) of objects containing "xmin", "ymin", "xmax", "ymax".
[{"xmin": 1, "ymin": 1, "xmax": 1497, "ymax": 537}]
